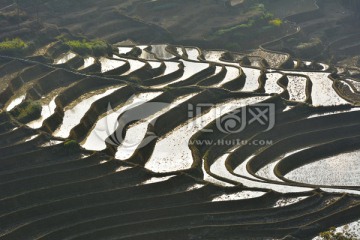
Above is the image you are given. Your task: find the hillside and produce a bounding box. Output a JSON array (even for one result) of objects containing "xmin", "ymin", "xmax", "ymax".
[{"xmin": 0, "ymin": 1, "xmax": 360, "ymax": 239}]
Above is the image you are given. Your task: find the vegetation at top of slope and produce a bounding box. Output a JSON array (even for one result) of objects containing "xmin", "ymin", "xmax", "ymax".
[
  {"xmin": 214, "ymin": 4, "xmax": 282, "ymax": 36},
  {"xmin": 62, "ymin": 39, "xmax": 112, "ymax": 57},
  {"xmin": 210, "ymin": 4, "xmax": 286, "ymax": 50},
  {"xmin": 55, "ymin": 35, "xmax": 112, "ymax": 57},
  {"xmin": 63, "ymin": 140, "xmax": 80, "ymax": 153},
  {"xmin": 269, "ymin": 18, "xmax": 283, "ymax": 27},
  {"xmin": 11, "ymin": 100, "xmax": 42, "ymax": 123},
  {"xmin": 0, "ymin": 38, "xmax": 29, "ymax": 55}
]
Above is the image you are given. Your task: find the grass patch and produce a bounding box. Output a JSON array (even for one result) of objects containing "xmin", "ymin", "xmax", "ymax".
[
  {"xmin": 60, "ymin": 38, "xmax": 110, "ymax": 56},
  {"xmin": 269, "ymin": 18, "xmax": 283, "ymax": 27},
  {"xmin": 213, "ymin": 4, "xmax": 282, "ymax": 37},
  {"xmin": 0, "ymin": 38, "xmax": 29, "ymax": 55},
  {"xmin": 11, "ymin": 101, "xmax": 42, "ymax": 123},
  {"xmin": 64, "ymin": 140, "xmax": 80, "ymax": 153},
  {"xmin": 215, "ymin": 20, "xmax": 256, "ymax": 36}
]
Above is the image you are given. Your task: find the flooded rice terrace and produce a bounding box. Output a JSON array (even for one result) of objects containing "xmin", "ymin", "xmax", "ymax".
[{"xmin": 1, "ymin": 41, "xmax": 360, "ymax": 239}]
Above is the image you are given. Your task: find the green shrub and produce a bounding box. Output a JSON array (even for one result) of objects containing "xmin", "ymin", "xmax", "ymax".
[
  {"xmin": 63, "ymin": 140, "xmax": 80, "ymax": 153},
  {"xmin": 215, "ymin": 19, "xmax": 256, "ymax": 36},
  {"xmin": 262, "ymin": 12, "xmax": 274, "ymax": 20},
  {"xmin": 214, "ymin": 7, "xmax": 282, "ymax": 37},
  {"xmin": 64, "ymin": 39, "xmax": 110, "ymax": 56},
  {"xmin": 0, "ymin": 38, "xmax": 29, "ymax": 55},
  {"xmin": 269, "ymin": 18, "xmax": 283, "ymax": 27},
  {"xmin": 11, "ymin": 101, "xmax": 42, "ymax": 123}
]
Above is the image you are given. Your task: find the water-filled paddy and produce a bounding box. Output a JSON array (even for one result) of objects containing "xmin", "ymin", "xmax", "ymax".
[
  {"xmin": 54, "ymin": 87, "xmax": 123, "ymax": 138},
  {"xmin": 81, "ymin": 92, "xmax": 162, "ymax": 151},
  {"xmin": 285, "ymin": 150, "xmax": 360, "ymax": 186},
  {"xmin": 27, "ymin": 96, "xmax": 57, "ymax": 129}
]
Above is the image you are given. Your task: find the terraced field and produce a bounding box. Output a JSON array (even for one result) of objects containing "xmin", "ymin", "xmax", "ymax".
[{"xmin": 1, "ymin": 42, "xmax": 360, "ymax": 239}]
